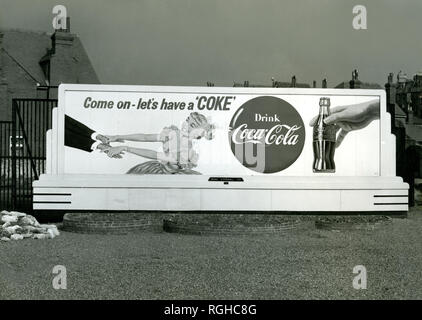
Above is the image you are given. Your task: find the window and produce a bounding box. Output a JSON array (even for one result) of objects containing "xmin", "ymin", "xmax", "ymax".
[{"xmin": 9, "ymin": 135, "xmax": 24, "ymax": 151}]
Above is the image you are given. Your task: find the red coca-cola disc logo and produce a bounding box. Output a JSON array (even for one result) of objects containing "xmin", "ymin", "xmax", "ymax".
[{"xmin": 229, "ymin": 96, "xmax": 305, "ymax": 173}]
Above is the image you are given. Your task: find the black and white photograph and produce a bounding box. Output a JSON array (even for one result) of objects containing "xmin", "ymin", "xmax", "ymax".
[{"xmin": 1, "ymin": 0, "xmax": 422, "ymax": 312}]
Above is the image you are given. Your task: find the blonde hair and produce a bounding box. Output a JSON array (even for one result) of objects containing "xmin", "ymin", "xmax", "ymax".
[{"xmin": 189, "ymin": 112, "xmax": 215, "ymax": 140}]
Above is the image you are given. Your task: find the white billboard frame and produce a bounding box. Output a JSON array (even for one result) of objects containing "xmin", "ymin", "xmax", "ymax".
[{"xmin": 33, "ymin": 84, "xmax": 407, "ymax": 212}]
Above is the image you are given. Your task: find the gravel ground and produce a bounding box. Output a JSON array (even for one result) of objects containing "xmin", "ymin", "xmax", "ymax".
[{"xmin": 1, "ymin": 208, "xmax": 422, "ymax": 300}]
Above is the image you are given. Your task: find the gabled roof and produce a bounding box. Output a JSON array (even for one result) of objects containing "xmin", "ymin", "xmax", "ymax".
[
  {"xmin": 0, "ymin": 29, "xmax": 51, "ymax": 85},
  {"xmin": 0, "ymin": 28, "xmax": 99, "ymax": 85}
]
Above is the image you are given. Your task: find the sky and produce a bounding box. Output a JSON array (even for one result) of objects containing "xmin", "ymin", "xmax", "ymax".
[{"xmin": 1, "ymin": 0, "xmax": 421, "ymax": 87}]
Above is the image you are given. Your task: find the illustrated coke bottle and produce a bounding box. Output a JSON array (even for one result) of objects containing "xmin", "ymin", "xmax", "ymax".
[{"xmin": 313, "ymin": 97, "xmax": 336, "ymax": 172}]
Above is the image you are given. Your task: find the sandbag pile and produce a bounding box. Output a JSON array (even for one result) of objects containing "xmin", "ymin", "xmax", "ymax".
[{"xmin": 0, "ymin": 210, "xmax": 59, "ymax": 242}]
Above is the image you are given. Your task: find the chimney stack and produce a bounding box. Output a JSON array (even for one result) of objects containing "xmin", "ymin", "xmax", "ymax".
[
  {"xmin": 51, "ymin": 17, "xmax": 73, "ymax": 54},
  {"xmin": 49, "ymin": 17, "xmax": 76, "ymax": 85},
  {"xmin": 63, "ymin": 17, "xmax": 71, "ymax": 33},
  {"xmin": 291, "ymin": 76, "xmax": 296, "ymax": 87}
]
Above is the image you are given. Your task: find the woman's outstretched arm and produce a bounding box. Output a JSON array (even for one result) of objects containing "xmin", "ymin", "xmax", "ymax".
[
  {"xmin": 125, "ymin": 146, "xmax": 159, "ymax": 159},
  {"xmin": 105, "ymin": 133, "xmax": 160, "ymax": 143},
  {"xmin": 106, "ymin": 145, "xmax": 176, "ymax": 164},
  {"xmin": 107, "ymin": 145, "xmax": 158, "ymax": 159},
  {"xmin": 106, "ymin": 126, "xmax": 179, "ymax": 143}
]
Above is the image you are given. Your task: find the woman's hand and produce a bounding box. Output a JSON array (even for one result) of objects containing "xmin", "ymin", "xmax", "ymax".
[
  {"xmin": 97, "ymin": 143, "xmax": 122, "ymax": 158},
  {"xmin": 107, "ymin": 146, "xmax": 128, "ymax": 158},
  {"xmin": 95, "ymin": 134, "xmax": 110, "ymax": 144}
]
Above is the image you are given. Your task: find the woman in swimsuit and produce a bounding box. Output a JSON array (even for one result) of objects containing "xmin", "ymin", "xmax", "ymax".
[{"xmin": 103, "ymin": 112, "xmax": 215, "ymax": 174}]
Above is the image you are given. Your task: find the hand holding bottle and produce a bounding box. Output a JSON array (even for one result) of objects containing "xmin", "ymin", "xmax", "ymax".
[{"xmin": 309, "ymin": 99, "xmax": 380, "ymax": 148}]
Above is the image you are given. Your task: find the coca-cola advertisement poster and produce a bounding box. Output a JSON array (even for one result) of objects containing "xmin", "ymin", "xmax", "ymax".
[{"xmin": 60, "ymin": 86, "xmax": 381, "ymax": 176}]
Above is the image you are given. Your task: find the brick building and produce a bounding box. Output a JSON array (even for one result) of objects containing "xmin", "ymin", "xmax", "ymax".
[
  {"xmin": 389, "ymin": 71, "xmax": 422, "ymax": 119},
  {"xmin": 0, "ymin": 23, "xmax": 99, "ymax": 121}
]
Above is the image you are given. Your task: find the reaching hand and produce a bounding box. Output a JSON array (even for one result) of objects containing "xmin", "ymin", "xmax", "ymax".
[
  {"xmin": 96, "ymin": 143, "xmax": 123, "ymax": 159},
  {"xmin": 309, "ymin": 99, "xmax": 379, "ymax": 148},
  {"xmin": 106, "ymin": 146, "xmax": 127, "ymax": 158},
  {"xmin": 95, "ymin": 134, "xmax": 110, "ymax": 144}
]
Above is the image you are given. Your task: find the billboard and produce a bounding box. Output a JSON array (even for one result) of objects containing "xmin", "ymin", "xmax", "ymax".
[
  {"xmin": 60, "ymin": 86, "xmax": 381, "ymax": 177},
  {"xmin": 34, "ymin": 85, "xmax": 407, "ymax": 212}
]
